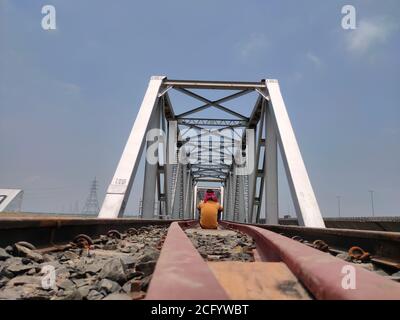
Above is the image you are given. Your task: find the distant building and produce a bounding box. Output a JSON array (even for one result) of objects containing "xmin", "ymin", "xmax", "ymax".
[{"xmin": 0, "ymin": 189, "xmax": 24, "ymax": 212}]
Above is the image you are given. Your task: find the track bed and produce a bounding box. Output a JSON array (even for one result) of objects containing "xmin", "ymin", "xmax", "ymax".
[
  {"xmin": 1, "ymin": 218, "xmax": 400, "ymax": 300},
  {"xmin": 0, "ymin": 225, "xmax": 167, "ymax": 300}
]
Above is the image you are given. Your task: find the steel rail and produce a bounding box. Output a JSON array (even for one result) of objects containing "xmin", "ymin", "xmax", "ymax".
[
  {"xmin": 1, "ymin": 216, "xmax": 400, "ymax": 300},
  {"xmin": 1, "ymin": 216, "xmax": 399, "ymax": 264},
  {"xmin": 221, "ymin": 221, "xmax": 400, "ymax": 300},
  {"xmin": 246, "ymin": 222, "xmax": 400, "ymax": 266},
  {"xmin": 146, "ymin": 222, "xmax": 229, "ymax": 300},
  {"xmin": 0, "ymin": 217, "xmax": 174, "ymax": 248},
  {"xmin": 279, "ymin": 216, "xmax": 400, "ymax": 232}
]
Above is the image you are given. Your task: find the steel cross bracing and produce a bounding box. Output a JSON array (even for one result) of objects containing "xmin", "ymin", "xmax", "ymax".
[
  {"xmin": 98, "ymin": 76, "xmax": 325, "ymax": 228},
  {"xmin": 177, "ymin": 118, "xmax": 247, "ymax": 127}
]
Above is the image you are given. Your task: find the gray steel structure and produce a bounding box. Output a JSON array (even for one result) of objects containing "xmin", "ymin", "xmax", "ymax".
[
  {"xmin": 81, "ymin": 177, "xmax": 100, "ymax": 215},
  {"xmin": 98, "ymin": 77, "xmax": 325, "ymax": 228}
]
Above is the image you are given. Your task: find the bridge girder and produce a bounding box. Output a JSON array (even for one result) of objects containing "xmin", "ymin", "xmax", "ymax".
[{"xmin": 99, "ymin": 76, "xmax": 325, "ymax": 228}]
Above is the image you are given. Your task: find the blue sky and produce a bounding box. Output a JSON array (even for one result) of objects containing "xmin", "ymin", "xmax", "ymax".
[{"xmin": 0, "ymin": 0, "xmax": 399, "ymax": 217}]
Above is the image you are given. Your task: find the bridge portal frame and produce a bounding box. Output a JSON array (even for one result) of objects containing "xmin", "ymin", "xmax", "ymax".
[{"xmin": 98, "ymin": 76, "xmax": 325, "ymax": 228}]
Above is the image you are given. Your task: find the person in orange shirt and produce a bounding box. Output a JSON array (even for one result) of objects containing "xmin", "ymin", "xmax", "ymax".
[{"xmin": 197, "ymin": 189, "xmax": 223, "ymax": 229}]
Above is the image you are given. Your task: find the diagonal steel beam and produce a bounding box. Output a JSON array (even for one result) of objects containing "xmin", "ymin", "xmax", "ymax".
[
  {"xmin": 99, "ymin": 76, "xmax": 165, "ymax": 218},
  {"xmin": 176, "ymin": 88, "xmax": 250, "ymax": 119}
]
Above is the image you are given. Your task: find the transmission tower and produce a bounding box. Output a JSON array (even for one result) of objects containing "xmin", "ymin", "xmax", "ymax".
[{"xmin": 82, "ymin": 177, "xmax": 100, "ymax": 215}]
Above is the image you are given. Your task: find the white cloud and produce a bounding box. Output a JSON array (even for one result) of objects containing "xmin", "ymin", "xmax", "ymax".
[
  {"xmin": 288, "ymin": 72, "xmax": 304, "ymax": 82},
  {"xmin": 57, "ymin": 81, "xmax": 81, "ymax": 95},
  {"xmin": 306, "ymin": 52, "xmax": 322, "ymax": 68},
  {"xmin": 236, "ymin": 33, "xmax": 268, "ymax": 59},
  {"xmin": 346, "ymin": 16, "xmax": 398, "ymax": 54}
]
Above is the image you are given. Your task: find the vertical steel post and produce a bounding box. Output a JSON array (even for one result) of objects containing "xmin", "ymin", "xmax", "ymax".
[
  {"xmin": 183, "ymin": 169, "xmax": 192, "ymax": 219},
  {"xmin": 248, "ymin": 128, "xmax": 257, "ymax": 222},
  {"xmin": 249, "ymin": 102, "xmax": 265, "ymax": 223},
  {"xmin": 237, "ymin": 174, "xmax": 246, "ymax": 222},
  {"xmin": 171, "ymin": 163, "xmax": 182, "ymax": 218},
  {"xmin": 265, "ymin": 102, "xmax": 279, "ymax": 224},
  {"xmin": 193, "ymin": 184, "xmax": 198, "ymax": 219},
  {"xmin": 223, "ymin": 176, "xmax": 230, "ymax": 220},
  {"xmin": 142, "ymin": 105, "xmax": 161, "ymax": 219},
  {"xmin": 162, "ymin": 113, "xmax": 171, "ymax": 218},
  {"xmin": 188, "ymin": 177, "xmax": 194, "ymax": 219},
  {"xmin": 231, "ymin": 171, "xmax": 236, "ymax": 221}
]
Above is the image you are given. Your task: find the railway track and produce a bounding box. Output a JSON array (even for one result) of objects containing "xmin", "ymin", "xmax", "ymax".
[
  {"xmin": 0, "ymin": 217, "xmax": 400, "ymax": 300},
  {"xmin": 253, "ymin": 223, "xmax": 400, "ymax": 270},
  {"xmin": 0, "ymin": 223, "xmax": 169, "ymax": 300}
]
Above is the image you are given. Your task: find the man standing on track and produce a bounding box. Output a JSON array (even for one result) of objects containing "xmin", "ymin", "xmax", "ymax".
[{"xmin": 197, "ymin": 189, "xmax": 223, "ymax": 229}]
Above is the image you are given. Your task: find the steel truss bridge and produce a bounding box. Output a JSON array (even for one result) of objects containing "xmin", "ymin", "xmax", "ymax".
[
  {"xmin": 2, "ymin": 77, "xmax": 400, "ymax": 300},
  {"xmin": 99, "ymin": 77, "xmax": 325, "ymax": 228}
]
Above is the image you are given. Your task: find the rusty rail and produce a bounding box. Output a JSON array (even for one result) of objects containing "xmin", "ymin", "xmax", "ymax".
[
  {"xmin": 0, "ymin": 217, "xmax": 174, "ymax": 248},
  {"xmin": 221, "ymin": 221, "xmax": 400, "ymax": 299},
  {"xmin": 246, "ymin": 223, "xmax": 400, "ymax": 267},
  {"xmin": 146, "ymin": 222, "xmax": 228, "ymax": 300},
  {"xmin": 146, "ymin": 220, "xmax": 400, "ymax": 299}
]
